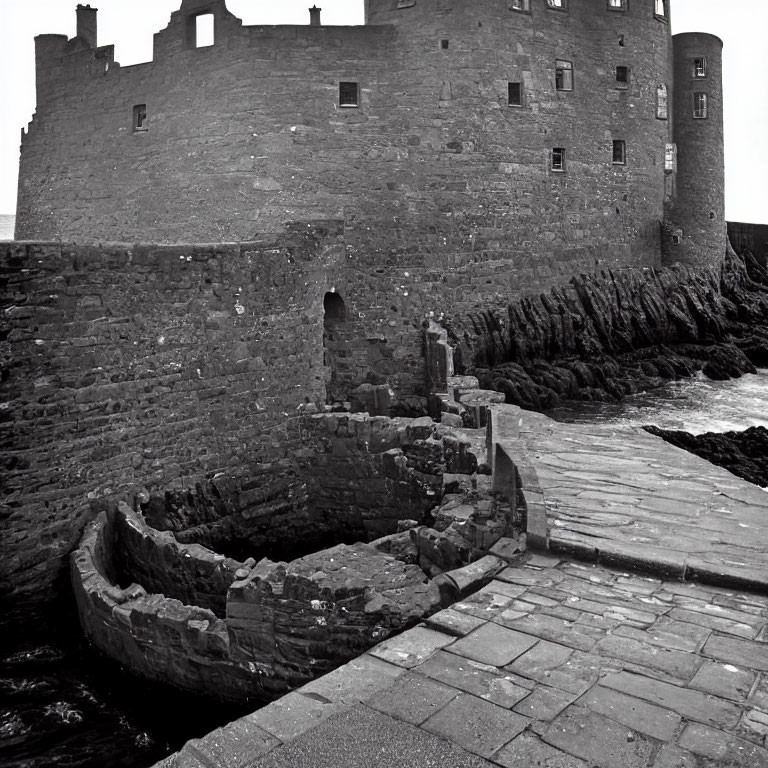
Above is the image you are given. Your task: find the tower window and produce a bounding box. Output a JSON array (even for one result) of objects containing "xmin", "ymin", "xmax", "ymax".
[
  {"xmin": 656, "ymin": 84, "xmax": 668, "ymax": 119},
  {"xmin": 551, "ymin": 147, "xmax": 566, "ymax": 171},
  {"xmin": 693, "ymin": 58, "xmax": 707, "ymax": 77},
  {"xmin": 441, "ymin": 39, "xmax": 449, "ymax": 49},
  {"xmin": 545, "ymin": 0, "xmax": 567, "ymax": 9},
  {"xmin": 612, "ymin": 140, "xmax": 626, "ymax": 165},
  {"xmin": 607, "ymin": 0, "xmax": 627, "ymax": 10},
  {"xmin": 190, "ymin": 13, "xmax": 214, "ymax": 48},
  {"xmin": 693, "ymin": 92, "xmax": 708, "ymax": 119},
  {"xmin": 654, "ymin": 0, "xmax": 667, "ymax": 19},
  {"xmin": 616, "ymin": 66, "xmax": 629, "ymax": 87},
  {"xmin": 339, "ymin": 82, "xmax": 359, "ymax": 107},
  {"xmin": 510, "ymin": 0, "xmax": 530, "ymax": 11},
  {"xmin": 555, "ymin": 60, "xmax": 573, "ymax": 91},
  {"xmin": 133, "ymin": 104, "xmax": 148, "ymax": 132},
  {"xmin": 508, "ymin": 82, "xmax": 522, "ymax": 106}
]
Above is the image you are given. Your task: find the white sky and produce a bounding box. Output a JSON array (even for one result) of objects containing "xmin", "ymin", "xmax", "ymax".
[{"xmin": 0, "ymin": 0, "xmax": 765, "ymax": 223}]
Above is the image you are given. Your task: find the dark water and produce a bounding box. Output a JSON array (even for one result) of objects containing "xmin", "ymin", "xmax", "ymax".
[
  {"xmin": 547, "ymin": 369, "xmax": 768, "ymax": 435},
  {"xmin": 0, "ymin": 592, "xmax": 257, "ymax": 768}
]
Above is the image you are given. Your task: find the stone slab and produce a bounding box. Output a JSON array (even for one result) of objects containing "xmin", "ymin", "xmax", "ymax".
[
  {"xmin": 422, "ymin": 693, "xmax": 529, "ymax": 759},
  {"xmin": 366, "ymin": 672, "xmax": 458, "ymax": 726},
  {"xmin": 492, "ymin": 732, "xmax": 589, "ymax": 768},
  {"xmin": 247, "ymin": 705, "xmax": 498, "ymax": 768},
  {"xmin": 369, "ymin": 626, "xmax": 454, "ymax": 669},
  {"xmin": 416, "ymin": 650, "xmax": 533, "ymax": 708},
  {"xmin": 578, "ymin": 685, "xmax": 681, "ymax": 741},
  {"xmin": 678, "ymin": 721, "xmax": 768, "ymax": 766},
  {"xmin": 542, "ymin": 706, "xmax": 657, "ymax": 768},
  {"xmin": 449, "ymin": 622, "xmax": 538, "ymax": 667}
]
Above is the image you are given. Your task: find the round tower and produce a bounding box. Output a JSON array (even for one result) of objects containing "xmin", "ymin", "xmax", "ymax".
[{"xmin": 667, "ymin": 32, "xmax": 725, "ymax": 267}]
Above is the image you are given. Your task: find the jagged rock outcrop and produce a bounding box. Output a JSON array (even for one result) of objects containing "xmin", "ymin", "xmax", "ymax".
[
  {"xmin": 450, "ymin": 248, "xmax": 768, "ymax": 410},
  {"xmin": 644, "ymin": 425, "xmax": 768, "ymax": 489}
]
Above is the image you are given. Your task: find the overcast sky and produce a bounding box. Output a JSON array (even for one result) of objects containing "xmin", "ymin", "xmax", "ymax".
[{"xmin": 0, "ymin": 0, "xmax": 765, "ymax": 223}]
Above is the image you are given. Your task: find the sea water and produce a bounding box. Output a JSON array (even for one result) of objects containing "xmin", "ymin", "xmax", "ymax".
[{"xmin": 547, "ymin": 368, "xmax": 768, "ymax": 435}]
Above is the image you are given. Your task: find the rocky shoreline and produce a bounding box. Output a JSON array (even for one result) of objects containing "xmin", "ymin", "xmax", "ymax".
[
  {"xmin": 644, "ymin": 424, "xmax": 768, "ymax": 489},
  {"xmin": 450, "ymin": 247, "xmax": 768, "ymax": 412}
]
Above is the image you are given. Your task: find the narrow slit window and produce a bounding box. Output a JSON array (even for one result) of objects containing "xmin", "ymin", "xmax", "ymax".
[
  {"xmin": 655, "ymin": 0, "xmax": 667, "ymax": 18},
  {"xmin": 133, "ymin": 104, "xmax": 147, "ymax": 132},
  {"xmin": 607, "ymin": 0, "xmax": 627, "ymax": 10},
  {"xmin": 555, "ymin": 60, "xmax": 573, "ymax": 91},
  {"xmin": 616, "ymin": 66, "xmax": 629, "ymax": 87},
  {"xmin": 693, "ymin": 92, "xmax": 708, "ymax": 119},
  {"xmin": 612, "ymin": 139, "xmax": 626, "ymax": 165},
  {"xmin": 546, "ymin": 0, "xmax": 566, "ymax": 9},
  {"xmin": 551, "ymin": 147, "xmax": 566, "ymax": 171},
  {"xmin": 339, "ymin": 81, "xmax": 359, "ymax": 107},
  {"xmin": 693, "ymin": 58, "xmax": 707, "ymax": 78},
  {"xmin": 656, "ymin": 84, "xmax": 668, "ymax": 119},
  {"xmin": 194, "ymin": 13, "xmax": 214, "ymax": 47},
  {"xmin": 508, "ymin": 82, "xmax": 522, "ymax": 106},
  {"xmin": 510, "ymin": 0, "xmax": 530, "ymax": 10}
]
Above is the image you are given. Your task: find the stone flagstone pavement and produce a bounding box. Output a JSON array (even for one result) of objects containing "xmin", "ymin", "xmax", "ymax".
[{"xmin": 157, "ymin": 406, "xmax": 768, "ymax": 767}]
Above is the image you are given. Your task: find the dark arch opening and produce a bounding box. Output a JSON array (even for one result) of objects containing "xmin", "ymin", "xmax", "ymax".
[{"xmin": 324, "ymin": 291, "xmax": 346, "ymax": 321}]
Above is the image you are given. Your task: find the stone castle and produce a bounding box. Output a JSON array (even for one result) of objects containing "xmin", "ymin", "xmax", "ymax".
[
  {"xmin": 17, "ymin": 0, "xmax": 724, "ymax": 268},
  {"xmin": 3, "ymin": 0, "xmax": 731, "ymax": 614}
]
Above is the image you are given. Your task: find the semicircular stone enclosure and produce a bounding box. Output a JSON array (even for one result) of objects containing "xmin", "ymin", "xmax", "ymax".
[{"xmin": 71, "ymin": 412, "xmax": 524, "ymax": 701}]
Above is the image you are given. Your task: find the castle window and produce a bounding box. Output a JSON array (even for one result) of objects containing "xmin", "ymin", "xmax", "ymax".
[
  {"xmin": 510, "ymin": 0, "xmax": 531, "ymax": 11},
  {"xmin": 694, "ymin": 57, "xmax": 707, "ymax": 77},
  {"xmin": 546, "ymin": 0, "xmax": 567, "ymax": 9},
  {"xmin": 616, "ymin": 66, "xmax": 629, "ymax": 87},
  {"xmin": 654, "ymin": 0, "xmax": 667, "ymax": 19},
  {"xmin": 693, "ymin": 92, "xmax": 708, "ymax": 119},
  {"xmin": 612, "ymin": 140, "xmax": 626, "ymax": 165},
  {"xmin": 133, "ymin": 104, "xmax": 148, "ymax": 132},
  {"xmin": 441, "ymin": 39, "xmax": 449, "ymax": 49},
  {"xmin": 339, "ymin": 82, "xmax": 359, "ymax": 107},
  {"xmin": 555, "ymin": 60, "xmax": 573, "ymax": 91},
  {"xmin": 607, "ymin": 0, "xmax": 627, "ymax": 10},
  {"xmin": 551, "ymin": 147, "xmax": 566, "ymax": 171},
  {"xmin": 656, "ymin": 84, "xmax": 668, "ymax": 119},
  {"xmin": 508, "ymin": 82, "xmax": 523, "ymax": 106},
  {"xmin": 191, "ymin": 12, "xmax": 215, "ymax": 48}
]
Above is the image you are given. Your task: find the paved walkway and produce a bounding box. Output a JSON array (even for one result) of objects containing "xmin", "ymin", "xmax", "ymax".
[
  {"xmin": 158, "ymin": 405, "xmax": 768, "ymax": 768},
  {"xmin": 495, "ymin": 406, "xmax": 768, "ymax": 590}
]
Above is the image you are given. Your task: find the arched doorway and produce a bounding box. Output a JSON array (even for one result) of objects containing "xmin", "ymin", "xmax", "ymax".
[{"xmin": 323, "ymin": 291, "xmax": 350, "ymax": 403}]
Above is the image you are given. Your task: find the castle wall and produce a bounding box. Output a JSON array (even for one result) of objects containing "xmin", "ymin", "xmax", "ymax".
[
  {"xmin": 17, "ymin": 0, "xmax": 672, "ymax": 272},
  {"xmin": 666, "ymin": 32, "xmax": 726, "ymax": 267},
  {"xmin": 0, "ymin": 234, "xmax": 336, "ymax": 606}
]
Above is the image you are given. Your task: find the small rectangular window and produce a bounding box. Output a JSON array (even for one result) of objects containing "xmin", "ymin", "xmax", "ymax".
[
  {"xmin": 656, "ymin": 84, "xmax": 668, "ymax": 119},
  {"xmin": 616, "ymin": 66, "xmax": 629, "ymax": 87},
  {"xmin": 546, "ymin": 0, "xmax": 566, "ymax": 9},
  {"xmin": 397, "ymin": 0, "xmax": 416, "ymax": 7},
  {"xmin": 552, "ymin": 147, "xmax": 566, "ymax": 171},
  {"xmin": 510, "ymin": 0, "xmax": 531, "ymax": 10},
  {"xmin": 693, "ymin": 92, "xmax": 708, "ymax": 119},
  {"xmin": 612, "ymin": 140, "xmax": 626, "ymax": 165},
  {"xmin": 339, "ymin": 81, "xmax": 359, "ymax": 107},
  {"xmin": 607, "ymin": 0, "xmax": 627, "ymax": 10},
  {"xmin": 654, "ymin": 0, "xmax": 667, "ymax": 18},
  {"xmin": 665, "ymin": 142, "xmax": 677, "ymax": 173},
  {"xmin": 693, "ymin": 57, "xmax": 707, "ymax": 77},
  {"xmin": 193, "ymin": 13, "xmax": 214, "ymax": 47},
  {"xmin": 555, "ymin": 60, "xmax": 573, "ymax": 91},
  {"xmin": 508, "ymin": 82, "xmax": 522, "ymax": 106},
  {"xmin": 133, "ymin": 104, "xmax": 147, "ymax": 132}
]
